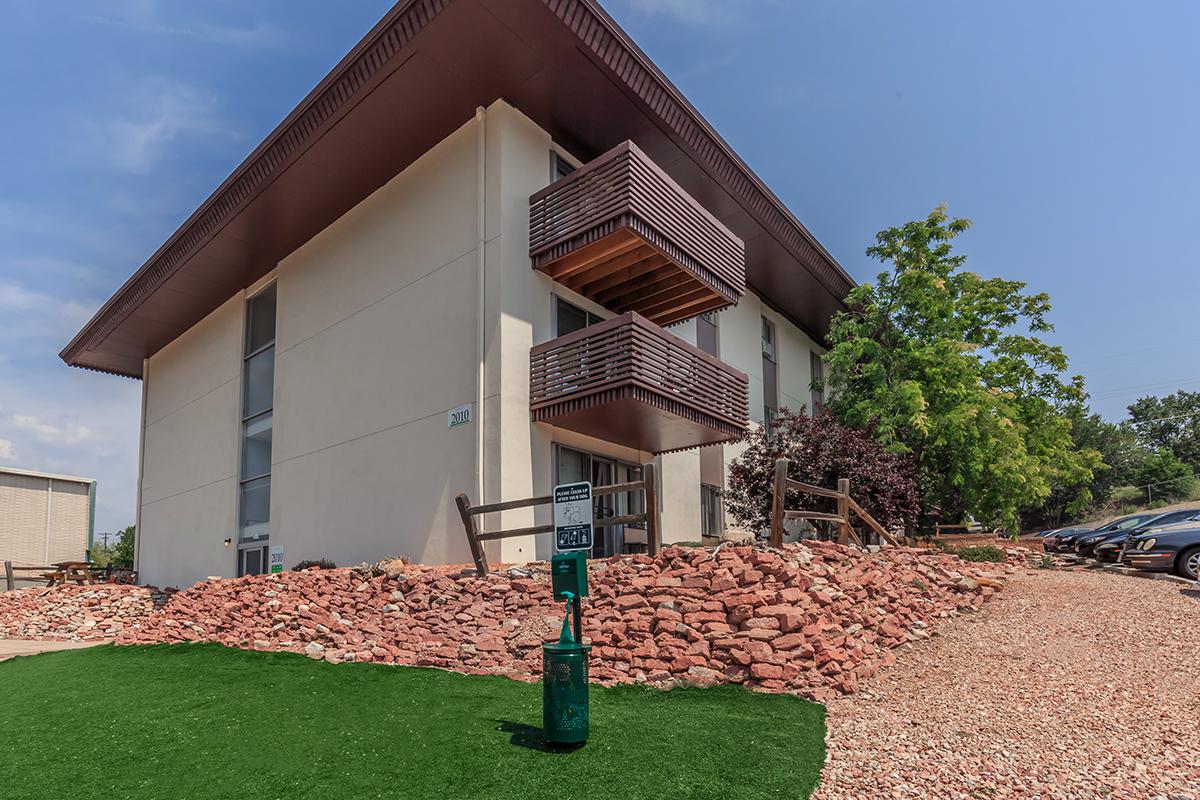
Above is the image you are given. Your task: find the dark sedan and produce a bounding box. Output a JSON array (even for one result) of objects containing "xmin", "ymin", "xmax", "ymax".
[
  {"xmin": 1043, "ymin": 527, "xmax": 1098, "ymax": 553},
  {"xmin": 1090, "ymin": 509, "xmax": 1200, "ymax": 562},
  {"xmin": 1047, "ymin": 512, "xmax": 1165, "ymax": 554},
  {"xmin": 1124, "ymin": 526, "xmax": 1200, "ymax": 580}
]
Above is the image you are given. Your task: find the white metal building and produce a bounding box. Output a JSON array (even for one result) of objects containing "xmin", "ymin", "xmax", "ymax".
[{"xmin": 0, "ymin": 466, "xmax": 96, "ymax": 566}]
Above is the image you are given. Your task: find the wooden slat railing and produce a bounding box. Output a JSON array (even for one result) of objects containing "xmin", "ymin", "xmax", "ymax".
[
  {"xmin": 530, "ymin": 311, "xmax": 749, "ymax": 448},
  {"xmin": 529, "ymin": 141, "xmax": 746, "ymax": 304}
]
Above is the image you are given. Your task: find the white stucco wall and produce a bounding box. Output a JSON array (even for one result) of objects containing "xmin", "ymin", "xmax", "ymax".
[
  {"xmin": 134, "ymin": 97, "xmax": 835, "ymax": 584},
  {"xmin": 139, "ymin": 294, "xmax": 243, "ymax": 588},
  {"xmin": 706, "ymin": 293, "xmax": 825, "ymax": 535},
  {"xmin": 269, "ymin": 116, "xmax": 482, "ymax": 569}
]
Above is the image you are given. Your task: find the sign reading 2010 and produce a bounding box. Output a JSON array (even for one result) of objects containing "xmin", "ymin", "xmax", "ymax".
[{"xmin": 553, "ymin": 481, "xmax": 593, "ymax": 553}]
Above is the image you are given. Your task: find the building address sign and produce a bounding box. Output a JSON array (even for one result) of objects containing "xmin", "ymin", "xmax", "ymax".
[{"xmin": 447, "ymin": 403, "xmax": 473, "ymax": 429}]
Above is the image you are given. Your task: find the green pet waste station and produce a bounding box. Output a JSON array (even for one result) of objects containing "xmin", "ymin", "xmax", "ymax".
[{"xmin": 543, "ymin": 551, "xmax": 591, "ymax": 746}]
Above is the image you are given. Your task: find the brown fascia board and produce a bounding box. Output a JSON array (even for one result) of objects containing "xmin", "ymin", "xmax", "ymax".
[{"xmin": 61, "ymin": 0, "xmax": 853, "ymax": 378}]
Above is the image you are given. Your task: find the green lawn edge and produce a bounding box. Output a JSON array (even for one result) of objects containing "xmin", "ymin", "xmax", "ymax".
[{"xmin": 0, "ymin": 643, "xmax": 826, "ymax": 800}]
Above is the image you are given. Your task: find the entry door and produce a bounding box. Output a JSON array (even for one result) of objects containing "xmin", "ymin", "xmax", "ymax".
[
  {"xmin": 590, "ymin": 457, "xmax": 618, "ymax": 558},
  {"xmin": 556, "ymin": 446, "xmax": 642, "ymax": 559}
]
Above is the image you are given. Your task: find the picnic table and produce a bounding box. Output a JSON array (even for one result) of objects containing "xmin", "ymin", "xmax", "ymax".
[{"xmin": 42, "ymin": 561, "xmax": 96, "ymax": 587}]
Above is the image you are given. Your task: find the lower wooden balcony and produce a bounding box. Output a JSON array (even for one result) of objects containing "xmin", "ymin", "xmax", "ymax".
[{"xmin": 530, "ymin": 312, "xmax": 749, "ymax": 454}]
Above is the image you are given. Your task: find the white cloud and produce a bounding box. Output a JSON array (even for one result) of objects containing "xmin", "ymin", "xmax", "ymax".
[
  {"xmin": 85, "ymin": 1, "xmax": 284, "ymax": 47},
  {"xmin": 0, "ymin": 372, "xmax": 141, "ymax": 533},
  {"xmin": 0, "ymin": 280, "xmax": 93, "ymax": 342},
  {"xmin": 12, "ymin": 414, "xmax": 95, "ymax": 446},
  {"xmin": 108, "ymin": 79, "xmax": 231, "ymax": 174},
  {"xmin": 0, "ymin": 282, "xmax": 42, "ymax": 310},
  {"xmin": 0, "ymin": 438, "xmax": 15, "ymax": 459}
]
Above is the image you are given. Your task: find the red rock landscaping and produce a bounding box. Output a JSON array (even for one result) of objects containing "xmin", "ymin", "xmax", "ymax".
[
  {"xmin": 2, "ymin": 542, "xmax": 1007, "ymax": 700},
  {"xmin": 0, "ymin": 584, "xmax": 167, "ymax": 641}
]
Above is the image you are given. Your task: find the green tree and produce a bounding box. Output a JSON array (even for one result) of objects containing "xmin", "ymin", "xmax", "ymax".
[
  {"xmin": 1028, "ymin": 409, "xmax": 1146, "ymax": 526},
  {"xmin": 1134, "ymin": 449, "xmax": 1196, "ymax": 503},
  {"xmin": 1127, "ymin": 390, "xmax": 1200, "ymax": 470},
  {"xmin": 89, "ymin": 542, "xmax": 114, "ymax": 568},
  {"xmin": 821, "ymin": 205, "xmax": 1101, "ymax": 529},
  {"xmin": 111, "ymin": 525, "xmax": 136, "ymax": 569}
]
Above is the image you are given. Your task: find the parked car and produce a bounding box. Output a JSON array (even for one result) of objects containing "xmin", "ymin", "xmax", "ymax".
[
  {"xmin": 1043, "ymin": 527, "xmax": 1095, "ymax": 553},
  {"xmin": 1044, "ymin": 513, "xmax": 1164, "ymax": 554},
  {"xmin": 1124, "ymin": 525, "xmax": 1200, "ymax": 580},
  {"xmin": 1090, "ymin": 509, "xmax": 1200, "ymax": 562}
]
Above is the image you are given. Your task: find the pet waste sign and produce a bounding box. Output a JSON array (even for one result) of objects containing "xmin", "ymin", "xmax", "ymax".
[{"xmin": 553, "ymin": 482, "xmax": 593, "ymax": 552}]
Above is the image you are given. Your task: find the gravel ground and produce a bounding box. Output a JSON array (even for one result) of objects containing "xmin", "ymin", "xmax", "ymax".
[
  {"xmin": 0, "ymin": 639, "xmax": 99, "ymax": 662},
  {"xmin": 815, "ymin": 569, "xmax": 1200, "ymax": 800}
]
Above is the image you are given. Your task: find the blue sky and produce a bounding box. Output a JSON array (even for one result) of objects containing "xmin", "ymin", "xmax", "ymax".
[{"xmin": 1, "ymin": 0, "xmax": 1197, "ymax": 533}]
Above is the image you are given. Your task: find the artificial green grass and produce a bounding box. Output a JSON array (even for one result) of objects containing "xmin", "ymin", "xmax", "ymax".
[{"xmin": 0, "ymin": 644, "xmax": 825, "ymax": 799}]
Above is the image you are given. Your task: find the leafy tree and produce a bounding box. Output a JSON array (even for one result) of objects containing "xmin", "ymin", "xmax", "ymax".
[
  {"xmin": 89, "ymin": 542, "xmax": 114, "ymax": 568},
  {"xmin": 725, "ymin": 408, "xmax": 920, "ymax": 534},
  {"xmin": 1133, "ymin": 449, "xmax": 1196, "ymax": 503},
  {"xmin": 1027, "ymin": 409, "xmax": 1146, "ymax": 527},
  {"xmin": 820, "ymin": 205, "xmax": 1101, "ymax": 529},
  {"xmin": 111, "ymin": 525, "xmax": 136, "ymax": 569},
  {"xmin": 1127, "ymin": 391, "xmax": 1200, "ymax": 470}
]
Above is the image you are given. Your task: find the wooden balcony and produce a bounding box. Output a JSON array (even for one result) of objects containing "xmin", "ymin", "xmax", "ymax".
[
  {"xmin": 530, "ymin": 312, "xmax": 749, "ymax": 453},
  {"xmin": 529, "ymin": 141, "xmax": 746, "ymax": 326}
]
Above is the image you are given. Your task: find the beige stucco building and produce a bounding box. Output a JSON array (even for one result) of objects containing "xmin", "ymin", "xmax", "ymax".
[
  {"xmin": 0, "ymin": 466, "xmax": 96, "ymax": 569},
  {"xmin": 63, "ymin": 0, "xmax": 852, "ymax": 589}
]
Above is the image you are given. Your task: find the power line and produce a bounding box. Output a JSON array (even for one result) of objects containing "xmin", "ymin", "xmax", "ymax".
[
  {"xmin": 1089, "ymin": 376, "xmax": 1200, "ymax": 400},
  {"xmin": 1071, "ymin": 336, "xmax": 1200, "ymax": 369},
  {"xmin": 1128, "ymin": 410, "xmax": 1200, "ymax": 425}
]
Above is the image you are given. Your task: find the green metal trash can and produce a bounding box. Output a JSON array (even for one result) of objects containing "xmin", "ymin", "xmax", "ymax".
[{"xmin": 542, "ymin": 641, "xmax": 591, "ymax": 745}]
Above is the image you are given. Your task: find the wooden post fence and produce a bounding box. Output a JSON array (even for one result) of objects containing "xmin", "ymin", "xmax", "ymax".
[
  {"xmin": 769, "ymin": 459, "xmax": 900, "ymax": 549},
  {"xmin": 455, "ymin": 462, "xmax": 661, "ymax": 577},
  {"xmin": 2, "ymin": 561, "xmax": 79, "ymax": 591}
]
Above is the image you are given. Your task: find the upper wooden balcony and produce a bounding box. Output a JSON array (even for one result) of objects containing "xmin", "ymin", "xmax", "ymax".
[
  {"xmin": 529, "ymin": 142, "xmax": 746, "ymax": 326},
  {"xmin": 530, "ymin": 312, "xmax": 749, "ymax": 454}
]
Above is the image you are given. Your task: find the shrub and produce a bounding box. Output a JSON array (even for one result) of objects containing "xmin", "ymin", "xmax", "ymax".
[
  {"xmin": 725, "ymin": 408, "xmax": 920, "ymax": 535},
  {"xmin": 1134, "ymin": 449, "xmax": 1196, "ymax": 502},
  {"xmin": 293, "ymin": 559, "xmax": 336, "ymax": 571},
  {"xmin": 933, "ymin": 541, "xmax": 1006, "ymax": 563}
]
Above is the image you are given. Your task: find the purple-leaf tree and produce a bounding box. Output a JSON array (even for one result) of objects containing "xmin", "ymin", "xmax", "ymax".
[{"xmin": 725, "ymin": 408, "xmax": 920, "ymax": 535}]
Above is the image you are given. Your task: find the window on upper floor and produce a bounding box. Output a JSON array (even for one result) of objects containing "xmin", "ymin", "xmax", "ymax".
[
  {"xmin": 696, "ymin": 311, "xmax": 719, "ymax": 357},
  {"xmin": 762, "ymin": 316, "xmax": 778, "ymax": 434},
  {"xmin": 551, "ymin": 151, "xmax": 577, "ymax": 183},
  {"xmin": 810, "ymin": 350, "xmax": 825, "ymax": 413},
  {"xmin": 555, "ymin": 296, "xmax": 601, "ymax": 337},
  {"xmin": 761, "ymin": 317, "xmax": 776, "ymax": 362}
]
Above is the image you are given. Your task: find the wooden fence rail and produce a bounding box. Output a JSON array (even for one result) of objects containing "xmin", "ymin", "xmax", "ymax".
[
  {"xmin": 769, "ymin": 459, "xmax": 900, "ymax": 549},
  {"xmin": 455, "ymin": 462, "xmax": 661, "ymax": 577},
  {"xmin": 4, "ymin": 561, "xmax": 56, "ymax": 591},
  {"xmin": 3, "ymin": 561, "xmax": 137, "ymax": 591}
]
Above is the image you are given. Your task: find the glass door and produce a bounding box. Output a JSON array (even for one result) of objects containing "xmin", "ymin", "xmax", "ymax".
[
  {"xmin": 555, "ymin": 446, "xmax": 643, "ymax": 558},
  {"xmin": 590, "ymin": 457, "xmax": 618, "ymax": 558}
]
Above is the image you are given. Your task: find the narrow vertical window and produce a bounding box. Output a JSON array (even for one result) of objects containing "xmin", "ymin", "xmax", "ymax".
[
  {"xmin": 761, "ymin": 317, "xmax": 778, "ymax": 434},
  {"xmin": 810, "ymin": 350, "xmax": 825, "ymax": 413},
  {"xmin": 238, "ymin": 283, "xmax": 276, "ymax": 576},
  {"xmin": 700, "ymin": 483, "xmax": 723, "ymax": 539},
  {"xmin": 697, "ymin": 311, "xmax": 719, "ymax": 357},
  {"xmin": 551, "ymin": 151, "xmax": 577, "ymax": 183}
]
